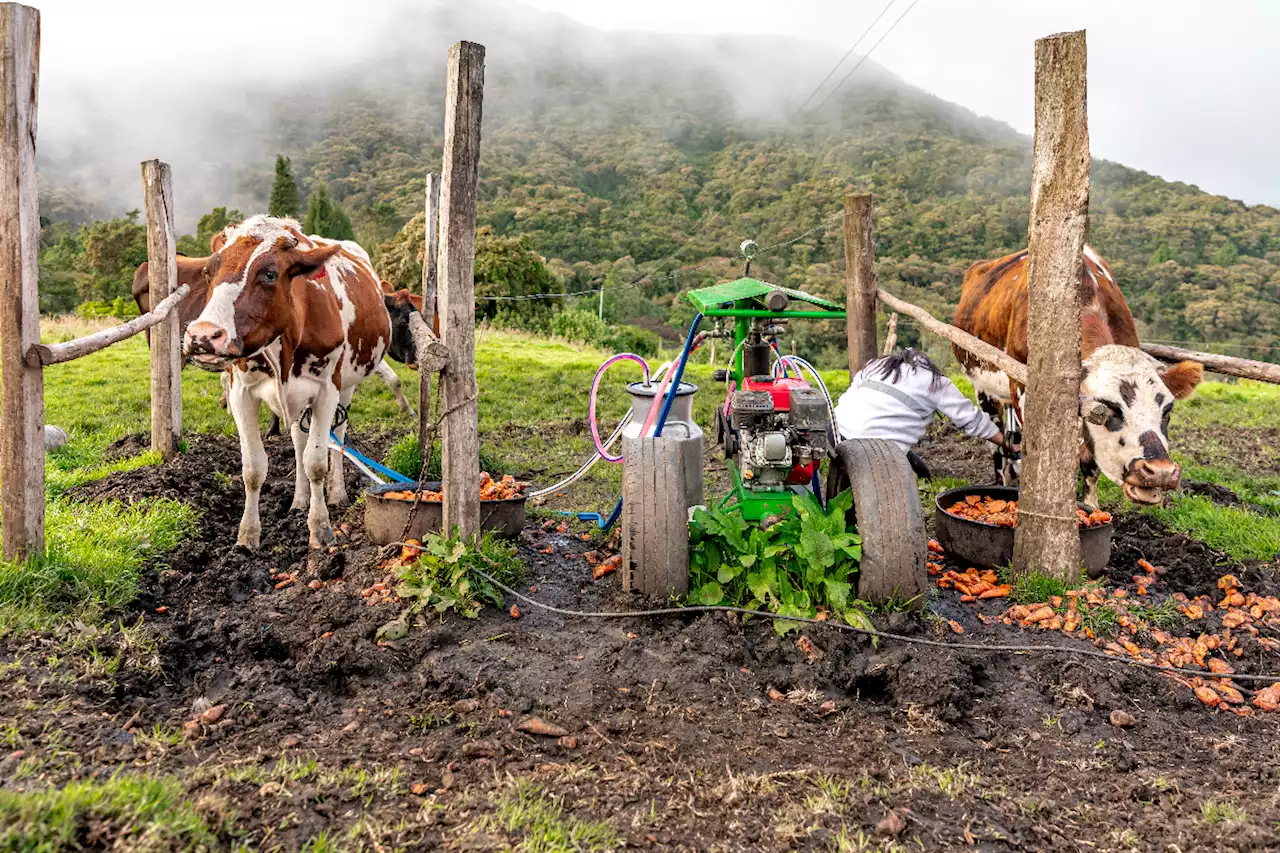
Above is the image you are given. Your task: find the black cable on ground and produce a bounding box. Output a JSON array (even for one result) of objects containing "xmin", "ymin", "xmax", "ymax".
[{"xmin": 470, "ymin": 566, "xmax": 1280, "ymax": 687}]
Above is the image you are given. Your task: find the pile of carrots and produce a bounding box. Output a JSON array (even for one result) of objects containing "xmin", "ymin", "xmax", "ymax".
[
  {"xmin": 379, "ymin": 472, "xmax": 529, "ymax": 503},
  {"xmin": 943, "ymin": 494, "xmax": 1111, "ymax": 529}
]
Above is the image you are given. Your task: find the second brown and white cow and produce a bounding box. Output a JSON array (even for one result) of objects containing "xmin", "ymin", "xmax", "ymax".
[
  {"xmin": 953, "ymin": 245, "xmax": 1203, "ymax": 507},
  {"xmin": 184, "ymin": 215, "xmax": 391, "ymax": 549}
]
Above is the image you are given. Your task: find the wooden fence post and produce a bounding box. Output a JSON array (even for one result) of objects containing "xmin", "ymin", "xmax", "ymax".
[
  {"xmin": 419, "ymin": 173, "xmax": 441, "ymax": 454},
  {"xmin": 142, "ymin": 160, "xmax": 181, "ymax": 460},
  {"xmin": 844, "ymin": 193, "xmax": 877, "ymax": 378},
  {"xmin": 1012, "ymin": 30, "xmax": 1089, "ymax": 581},
  {"xmin": 0, "ymin": 3, "xmax": 42, "ymax": 562},
  {"xmin": 438, "ymin": 41, "xmax": 484, "ymax": 539}
]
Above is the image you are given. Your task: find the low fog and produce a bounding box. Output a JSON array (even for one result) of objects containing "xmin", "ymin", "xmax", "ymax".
[{"xmin": 33, "ymin": 0, "xmax": 1278, "ymax": 233}]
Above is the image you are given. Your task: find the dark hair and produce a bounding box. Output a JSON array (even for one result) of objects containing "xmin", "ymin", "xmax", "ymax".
[{"xmin": 868, "ymin": 348, "xmax": 945, "ymax": 390}]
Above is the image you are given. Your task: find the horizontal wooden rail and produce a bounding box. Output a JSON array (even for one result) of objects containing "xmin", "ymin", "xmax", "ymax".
[
  {"xmin": 25, "ymin": 283, "xmax": 191, "ymax": 367},
  {"xmin": 876, "ymin": 288, "xmax": 1029, "ymax": 386},
  {"xmin": 408, "ymin": 310, "xmax": 450, "ymax": 375},
  {"xmin": 1140, "ymin": 342, "xmax": 1280, "ymax": 385}
]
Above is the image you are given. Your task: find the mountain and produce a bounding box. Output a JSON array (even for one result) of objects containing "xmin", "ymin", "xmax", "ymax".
[{"xmin": 35, "ymin": 1, "xmax": 1280, "ymax": 365}]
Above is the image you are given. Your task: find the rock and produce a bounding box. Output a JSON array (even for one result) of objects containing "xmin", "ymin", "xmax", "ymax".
[
  {"xmin": 441, "ymin": 768, "xmax": 456, "ymax": 788},
  {"xmin": 462, "ymin": 740, "xmax": 503, "ymax": 759},
  {"xmin": 308, "ymin": 579, "xmax": 324, "ymax": 590},
  {"xmin": 485, "ymin": 689, "xmax": 509, "ymax": 709},
  {"xmin": 512, "ymin": 696, "xmax": 534, "ymax": 714},
  {"xmin": 281, "ymin": 735, "xmax": 301, "ymax": 748},
  {"xmin": 818, "ymin": 700, "xmax": 838, "ymax": 717},
  {"xmin": 877, "ymin": 810, "xmax": 907, "ymax": 838},
  {"xmin": 43, "ymin": 425, "xmax": 67, "ymax": 451},
  {"xmin": 1109, "ymin": 709, "xmax": 1138, "ymax": 728},
  {"xmin": 200, "ymin": 704, "xmax": 227, "ymax": 724},
  {"xmin": 516, "ymin": 717, "xmax": 569, "ymax": 738},
  {"xmin": 452, "ymin": 698, "xmax": 481, "ymax": 714},
  {"xmin": 341, "ymin": 721, "xmax": 360, "ymax": 733}
]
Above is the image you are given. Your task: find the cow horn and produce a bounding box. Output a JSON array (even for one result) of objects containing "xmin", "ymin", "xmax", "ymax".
[{"xmin": 1081, "ymin": 399, "xmax": 1110, "ymax": 425}]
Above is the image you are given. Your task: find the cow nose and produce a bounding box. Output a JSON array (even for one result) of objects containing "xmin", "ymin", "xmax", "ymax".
[
  {"xmin": 1130, "ymin": 458, "xmax": 1181, "ymax": 490},
  {"xmin": 185, "ymin": 322, "xmax": 236, "ymax": 356}
]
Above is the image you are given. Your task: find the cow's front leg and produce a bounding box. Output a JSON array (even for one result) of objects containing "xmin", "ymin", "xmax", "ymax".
[
  {"xmin": 229, "ymin": 380, "xmax": 267, "ymax": 550},
  {"xmin": 375, "ymin": 360, "xmax": 414, "ymax": 417},
  {"xmin": 1082, "ymin": 471, "xmax": 1100, "ymax": 510},
  {"xmin": 303, "ymin": 387, "xmax": 339, "ymax": 548},
  {"xmin": 328, "ymin": 386, "xmax": 356, "ymax": 507}
]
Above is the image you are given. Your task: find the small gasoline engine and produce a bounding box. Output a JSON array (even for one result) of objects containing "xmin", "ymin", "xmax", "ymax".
[
  {"xmin": 690, "ymin": 275, "xmax": 844, "ymax": 522},
  {"xmin": 723, "ymin": 320, "xmax": 831, "ymax": 490}
]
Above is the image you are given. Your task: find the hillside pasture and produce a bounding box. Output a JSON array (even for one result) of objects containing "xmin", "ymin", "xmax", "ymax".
[{"xmin": 0, "ymin": 324, "xmax": 1278, "ymax": 851}]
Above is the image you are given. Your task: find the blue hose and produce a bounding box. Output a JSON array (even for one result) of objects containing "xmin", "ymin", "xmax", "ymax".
[
  {"xmin": 654, "ymin": 314, "xmax": 703, "ymax": 437},
  {"xmin": 331, "ymin": 432, "xmax": 415, "ymax": 484}
]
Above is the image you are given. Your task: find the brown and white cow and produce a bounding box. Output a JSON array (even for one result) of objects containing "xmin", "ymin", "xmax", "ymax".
[
  {"xmin": 953, "ymin": 245, "xmax": 1203, "ymax": 507},
  {"xmin": 184, "ymin": 215, "xmax": 392, "ymax": 549},
  {"xmin": 133, "ymin": 256, "xmax": 416, "ymax": 428}
]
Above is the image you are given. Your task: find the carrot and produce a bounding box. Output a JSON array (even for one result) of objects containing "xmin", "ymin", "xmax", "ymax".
[
  {"xmin": 980, "ymin": 584, "xmax": 1012, "ymax": 599},
  {"xmin": 1024, "ymin": 605, "xmax": 1055, "ymax": 624},
  {"xmin": 947, "ymin": 619, "xmax": 965, "ymax": 635},
  {"xmin": 1214, "ymin": 683, "xmax": 1245, "ymax": 705},
  {"xmin": 1252, "ymin": 684, "xmax": 1280, "ymax": 712},
  {"xmin": 1194, "ymin": 686, "xmax": 1221, "ymax": 708}
]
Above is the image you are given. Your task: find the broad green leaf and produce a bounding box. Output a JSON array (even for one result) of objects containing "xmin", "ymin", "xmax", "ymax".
[
  {"xmin": 717, "ymin": 562, "xmax": 742, "ymax": 583},
  {"xmin": 696, "ymin": 581, "xmax": 725, "ymax": 605},
  {"xmin": 798, "ymin": 525, "xmax": 835, "ymax": 569},
  {"xmin": 824, "ymin": 579, "xmax": 852, "ymax": 613}
]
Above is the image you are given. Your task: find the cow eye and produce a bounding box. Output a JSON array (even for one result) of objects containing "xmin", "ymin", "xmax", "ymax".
[{"xmin": 263, "ymin": 269, "xmax": 278, "ymax": 283}]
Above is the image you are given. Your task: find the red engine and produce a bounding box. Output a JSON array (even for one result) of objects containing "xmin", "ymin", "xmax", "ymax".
[{"xmin": 731, "ymin": 375, "xmax": 829, "ymax": 487}]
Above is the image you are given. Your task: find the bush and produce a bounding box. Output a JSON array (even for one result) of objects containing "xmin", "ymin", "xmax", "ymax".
[
  {"xmin": 548, "ymin": 309, "xmax": 661, "ymax": 357},
  {"xmin": 75, "ymin": 297, "xmax": 141, "ymax": 321}
]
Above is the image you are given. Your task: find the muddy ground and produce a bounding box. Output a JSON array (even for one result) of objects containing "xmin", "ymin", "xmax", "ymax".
[{"xmin": 2, "ymin": 427, "xmax": 1279, "ymax": 851}]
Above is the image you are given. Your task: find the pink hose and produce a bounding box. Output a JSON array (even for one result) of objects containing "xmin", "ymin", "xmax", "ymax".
[
  {"xmin": 589, "ymin": 353, "xmax": 649, "ymax": 463},
  {"xmin": 639, "ymin": 368, "xmax": 676, "ymax": 438}
]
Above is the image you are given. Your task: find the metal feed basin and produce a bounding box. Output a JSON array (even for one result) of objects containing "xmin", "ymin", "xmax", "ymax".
[
  {"xmin": 364, "ymin": 481, "xmax": 526, "ymax": 544},
  {"xmin": 933, "ymin": 485, "xmax": 1112, "ymax": 578}
]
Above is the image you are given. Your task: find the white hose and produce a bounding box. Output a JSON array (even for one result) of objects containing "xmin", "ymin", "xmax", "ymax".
[
  {"xmin": 775, "ymin": 355, "xmax": 838, "ymax": 442},
  {"xmin": 529, "ymin": 363, "xmax": 672, "ymax": 499}
]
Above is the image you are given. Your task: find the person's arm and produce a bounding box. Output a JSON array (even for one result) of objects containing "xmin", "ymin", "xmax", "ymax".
[{"xmin": 931, "ymin": 377, "xmax": 1000, "ymax": 442}]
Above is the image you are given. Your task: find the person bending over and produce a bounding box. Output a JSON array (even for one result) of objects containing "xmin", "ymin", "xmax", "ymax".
[{"xmin": 835, "ymin": 349, "xmax": 1006, "ymax": 467}]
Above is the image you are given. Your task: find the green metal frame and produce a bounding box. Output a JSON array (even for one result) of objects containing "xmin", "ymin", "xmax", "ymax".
[{"xmin": 687, "ymin": 277, "xmax": 846, "ymax": 521}]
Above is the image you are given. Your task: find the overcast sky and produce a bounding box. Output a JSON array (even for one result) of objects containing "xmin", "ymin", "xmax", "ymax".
[
  {"xmin": 31, "ymin": 0, "xmax": 1280, "ymax": 207},
  {"xmin": 524, "ymin": 0, "xmax": 1280, "ymax": 207}
]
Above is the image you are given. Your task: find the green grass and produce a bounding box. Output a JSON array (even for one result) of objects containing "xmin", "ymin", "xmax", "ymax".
[
  {"xmin": 1146, "ymin": 495, "xmax": 1280, "ymax": 563},
  {"xmin": 480, "ymin": 779, "xmax": 619, "ymax": 853},
  {"xmin": 1006, "ymin": 570, "xmax": 1081, "ymax": 604},
  {"xmin": 0, "ymin": 498, "xmax": 196, "ymax": 634},
  {"xmin": 1200, "ymin": 798, "xmax": 1249, "ymax": 825},
  {"xmin": 1176, "ymin": 380, "xmax": 1280, "ymax": 430},
  {"xmin": 0, "ymin": 774, "xmax": 215, "ymax": 852}
]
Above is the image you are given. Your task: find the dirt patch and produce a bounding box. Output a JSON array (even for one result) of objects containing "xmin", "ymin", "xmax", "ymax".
[
  {"xmin": 916, "ymin": 423, "xmax": 995, "ymax": 485},
  {"xmin": 4, "ymin": 438, "xmax": 1280, "ymax": 850},
  {"xmin": 1173, "ymin": 422, "xmax": 1280, "ymax": 476}
]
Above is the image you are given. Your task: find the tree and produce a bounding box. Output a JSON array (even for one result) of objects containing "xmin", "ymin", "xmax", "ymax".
[
  {"xmin": 176, "ymin": 206, "xmax": 243, "ymax": 256},
  {"xmin": 302, "ymin": 184, "xmax": 355, "ymax": 241},
  {"xmin": 76, "ymin": 211, "xmax": 148, "ymax": 302},
  {"xmin": 268, "ymin": 155, "xmax": 300, "ymax": 218}
]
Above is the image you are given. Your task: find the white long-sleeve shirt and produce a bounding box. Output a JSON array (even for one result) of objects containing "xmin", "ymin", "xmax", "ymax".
[{"xmin": 835, "ymin": 362, "xmax": 998, "ymax": 452}]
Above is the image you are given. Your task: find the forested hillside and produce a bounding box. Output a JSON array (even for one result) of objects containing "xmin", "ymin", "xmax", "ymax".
[{"xmin": 35, "ymin": 1, "xmax": 1280, "ymax": 366}]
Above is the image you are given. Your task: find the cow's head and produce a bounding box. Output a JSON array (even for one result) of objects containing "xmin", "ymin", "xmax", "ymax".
[
  {"xmin": 1079, "ymin": 345, "xmax": 1203, "ymax": 504},
  {"xmin": 183, "ymin": 216, "xmax": 340, "ymax": 370},
  {"xmin": 382, "ymin": 287, "xmax": 423, "ymax": 367}
]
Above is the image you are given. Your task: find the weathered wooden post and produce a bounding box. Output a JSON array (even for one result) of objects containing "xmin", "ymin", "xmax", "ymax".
[
  {"xmin": 438, "ymin": 42, "xmax": 484, "ymax": 539},
  {"xmin": 0, "ymin": 4, "xmax": 42, "ymax": 562},
  {"xmin": 1012, "ymin": 30, "xmax": 1089, "ymax": 580},
  {"xmin": 621, "ymin": 436, "xmax": 689, "ymax": 597},
  {"xmin": 142, "ymin": 160, "xmax": 181, "ymax": 460},
  {"xmin": 844, "ymin": 192, "xmax": 878, "ymax": 378},
  {"xmin": 419, "ymin": 173, "xmax": 441, "ymax": 454}
]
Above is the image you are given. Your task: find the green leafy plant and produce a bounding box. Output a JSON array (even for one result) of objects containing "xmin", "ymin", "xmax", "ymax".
[
  {"xmin": 385, "ymin": 533, "xmax": 524, "ymax": 636},
  {"xmin": 688, "ymin": 490, "xmax": 871, "ymax": 634}
]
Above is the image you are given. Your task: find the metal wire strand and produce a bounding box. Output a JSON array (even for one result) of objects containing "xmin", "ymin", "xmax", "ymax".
[{"xmin": 465, "ymin": 565, "xmax": 1280, "ymax": 687}]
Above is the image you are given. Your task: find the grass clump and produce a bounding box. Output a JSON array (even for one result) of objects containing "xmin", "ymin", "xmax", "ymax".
[
  {"xmin": 0, "ymin": 774, "xmax": 215, "ymax": 852},
  {"xmin": 381, "ymin": 434, "xmax": 509, "ymax": 481},
  {"xmin": 1200, "ymin": 797, "xmax": 1248, "ymax": 825},
  {"xmin": 0, "ymin": 498, "xmax": 196, "ymax": 633},
  {"xmin": 480, "ymin": 779, "xmax": 618, "ymax": 853}
]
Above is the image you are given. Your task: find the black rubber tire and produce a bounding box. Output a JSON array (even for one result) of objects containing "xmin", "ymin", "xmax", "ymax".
[{"xmin": 830, "ymin": 439, "xmax": 928, "ymax": 610}]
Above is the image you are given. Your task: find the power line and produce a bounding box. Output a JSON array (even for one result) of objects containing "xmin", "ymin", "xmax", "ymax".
[
  {"xmin": 812, "ymin": 0, "xmax": 922, "ymax": 114},
  {"xmin": 792, "ymin": 0, "xmax": 900, "ymax": 117}
]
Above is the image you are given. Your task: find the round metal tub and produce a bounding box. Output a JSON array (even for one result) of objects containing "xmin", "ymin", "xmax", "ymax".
[
  {"xmin": 933, "ymin": 485, "xmax": 1112, "ymax": 578},
  {"xmin": 364, "ymin": 481, "xmax": 526, "ymax": 544}
]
